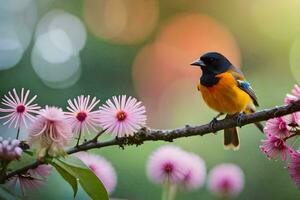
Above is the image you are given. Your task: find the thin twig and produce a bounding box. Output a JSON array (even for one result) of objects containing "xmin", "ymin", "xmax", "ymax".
[
  {"xmin": 16, "ymin": 127, "xmax": 20, "ymax": 140},
  {"xmin": 76, "ymin": 129, "xmax": 82, "ymax": 147},
  {"xmin": 284, "ymin": 130, "xmax": 300, "ymax": 141},
  {"xmin": 2, "ymin": 100, "xmax": 300, "ymax": 182},
  {"xmin": 89, "ymin": 129, "xmax": 107, "ymax": 144}
]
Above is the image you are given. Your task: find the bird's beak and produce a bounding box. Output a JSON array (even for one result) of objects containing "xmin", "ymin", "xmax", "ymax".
[{"xmin": 190, "ymin": 59, "xmax": 206, "ymax": 67}]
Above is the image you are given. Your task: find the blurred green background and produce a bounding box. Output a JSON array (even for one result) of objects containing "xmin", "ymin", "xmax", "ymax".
[{"xmin": 0, "ymin": 0, "xmax": 300, "ymax": 199}]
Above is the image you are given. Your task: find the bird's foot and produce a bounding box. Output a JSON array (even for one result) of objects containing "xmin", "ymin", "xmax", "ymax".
[
  {"xmin": 209, "ymin": 113, "xmax": 224, "ymax": 133},
  {"xmin": 209, "ymin": 117, "xmax": 219, "ymax": 134},
  {"xmin": 236, "ymin": 113, "xmax": 246, "ymax": 127}
]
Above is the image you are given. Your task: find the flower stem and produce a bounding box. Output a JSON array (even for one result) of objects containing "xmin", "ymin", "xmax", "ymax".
[
  {"xmin": 162, "ymin": 178, "xmax": 177, "ymax": 200},
  {"xmin": 168, "ymin": 184, "xmax": 177, "ymax": 200},
  {"xmin": 16, "ymin": 127, "xmax": 20, "ymax": 139},
  {"xmin": 76, "ymin": 129, "xmax": 82, "ymax": 147}
]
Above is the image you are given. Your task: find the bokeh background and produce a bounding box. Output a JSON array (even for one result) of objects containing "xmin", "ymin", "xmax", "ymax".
[{"xmin": 0, "ymin": 0, "xmax": 300, "ymax": 199}]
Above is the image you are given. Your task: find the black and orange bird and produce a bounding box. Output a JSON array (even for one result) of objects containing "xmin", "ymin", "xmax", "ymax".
[{"xmin": 191, "ymin": 52, "xmax": 263, "ymax": 150}]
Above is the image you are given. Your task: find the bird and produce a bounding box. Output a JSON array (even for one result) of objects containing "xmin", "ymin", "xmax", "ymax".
[{"xmin": 191, "ymin": 52, "xmax": 263, "ymax": 150}]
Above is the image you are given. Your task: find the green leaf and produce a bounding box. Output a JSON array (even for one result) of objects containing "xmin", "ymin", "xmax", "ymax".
[
  {"xmin": 70, "ymin": 165, "xmax": 108, "ymax": 200},
  {"xmin": 51, "ymin": 162, "xmax": 78, "ymax": 198},
  {"xmin": 52, "ymin": 158, "xmax": 109, "ymax": 200},
  {"xmin": 62, "ymin": 155, "xmax": 87, "ymax": 168}
]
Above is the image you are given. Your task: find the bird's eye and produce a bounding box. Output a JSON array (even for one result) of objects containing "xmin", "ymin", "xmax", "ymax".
[{"xmin": 209, "ymin": 57, "xmax": 215, "ymax": 62}]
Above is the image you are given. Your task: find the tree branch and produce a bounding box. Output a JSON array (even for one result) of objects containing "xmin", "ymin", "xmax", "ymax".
[{"xmin": 2, "ymin": 100, "xmax": 300, "ymax": 182}]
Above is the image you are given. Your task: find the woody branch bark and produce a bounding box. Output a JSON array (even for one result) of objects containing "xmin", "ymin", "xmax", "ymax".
[{"xmin": 2, "ymin": 100, "xmax": 300, "ymax": 183}]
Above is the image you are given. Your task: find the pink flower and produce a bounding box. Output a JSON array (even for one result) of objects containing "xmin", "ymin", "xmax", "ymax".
[
  {"xmin": 264, "ymin": 117, "xmax": 289, "ymax": 138},
  {"xmin": 74, "ymin": 152, "xmax": 117, "ymax": 194},
  {"xmin": 260, "ymin": 134, "xmax": 291, "ymax": 161},
  {"xmin": 147, "ymin": 145, "xmax": 186, "ymax": 185},
  {"xmin": 98, "ymin": 95, "xmax": 146, "ymax": 137},
  {"xmin": 0, "ymin": 88, "xmax": 40, "ymax": 129},
  {"xmin": 208, "ymin": 163, "xmax": 244, "ymax": 198},
  {"xmin": 65, "ymin": 95, "xmax": 101, "ymax": 136},
  {"xmin": 288, "ymin": 151, "xmax": 300, "ymax": 189},
  {"xmin": 179, "ymin": 152, "xmax": 206, "ymax": 191},
  {"xmin": 8, "ymin": 165, "xmax": 52, "ymax": 195},
  {"xmin": 28, "ymin": 165, "xmax": 52, "ymax": 177},
  {"xmin": 28, "ymin": 106, "xmax": 72, "ymax": 157},
  {"xmin": 0, "ymin": 137, "xmax": 22, "ymax": 161},
  {"xmin": 285, "ymin": 94, "xmax": 299, "ymax": 104},
  {"xmin": 285, "ymin": 84, "xmax": 300, "ymax": 104}
]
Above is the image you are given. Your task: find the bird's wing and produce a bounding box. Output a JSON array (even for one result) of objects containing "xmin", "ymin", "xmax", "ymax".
[
  {"xmin": 236, "ymin": 80, "xmax": 259, "ymax": 106},
  {"xmin": 229, "ymin": 66, "xmax": 259, "ymax": 107},
  {"xmin": 229, "ymin": 65, "xmax": 245, "ymax": 80}
]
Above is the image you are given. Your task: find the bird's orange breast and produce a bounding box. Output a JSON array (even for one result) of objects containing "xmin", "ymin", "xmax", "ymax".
[{"xmin": 198, "ymin": 72, "xmax": 253, "ymax": 115}]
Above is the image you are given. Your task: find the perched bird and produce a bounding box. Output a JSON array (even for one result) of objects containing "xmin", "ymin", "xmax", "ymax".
[{"xmin": 191, "ymin": 52, "xmax": 262, "ymax": 150}]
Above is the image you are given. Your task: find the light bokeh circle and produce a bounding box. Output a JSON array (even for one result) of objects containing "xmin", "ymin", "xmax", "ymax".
[
  {"xmin": 49, "ymin": 12, "xmax": 87, "ymax": 54},
  {"xmin": 0, "ymin": 24, "xmax": 24, "ymax": 70},
  {"xmin": 31, "ymin": 43, "xmax": 81, "ymax": 86},
  {"xmin": 0, "ymin": 0, "xmax": 37, "ymax": 70},
  {"xmin": 35, "ymin": 9, "xmax": 87, "ymax": 55},
  {"xmin": 155, "ymin": 14, "xmax": 240, "ymax": 65},
  {"xmin": 35, "ymin": 30, "xmax": 73, "ymax": 64},
  {"xmin": 35, "ymin": 9, "xmax": 65, "ymax": 40},
  {"xmin": 32, "ymin": 9, "xmax": 85, "ymax": 89},
  {"xmin": 84, "ymin": 0, "xmax": 159, "ymax": 44},
  {"xmin": 0, "ymin": 17, "xmax": 32, "ymax": 50},
  {"xmin": 0, "ymin": 37, "xmax": 23, "ymax": 70}
]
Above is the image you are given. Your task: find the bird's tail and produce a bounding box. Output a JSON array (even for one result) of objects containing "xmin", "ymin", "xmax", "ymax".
[{"xmin": 224, "ymin": 115, "xmax": 240, "ymax": 150}]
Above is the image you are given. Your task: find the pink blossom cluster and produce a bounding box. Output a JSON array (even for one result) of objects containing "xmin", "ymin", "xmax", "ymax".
[
  {"xmin": 0, "ymin": 137, "xmax": 22, "ymax": 161},
  {"xmin": 147, "ymin": 145, "xmax": 245, "ymax": 198},
  {"xmin": 208, "ymin": 163, "xmax": 244, "ymax": 198},
  {"xmin": 147, "ymin": 145, "xmax": 206, "ymax": 191},
  {"xmin": 8, "ymin": 165, "xmax": 52, "ymax": 195},
  {"xmin": 284, "ymin": 84, "xmax": 300, "ymax": 104},
  {"xmin": 0, "ymin": 88, "xmax": 146, "ymax": 195},
  {"xmin": 261, "ymin": 84, "xmax": 300, "ymax": 189},
  {"xmin": 0, "ymin": 89, "xmax": 146, "ymax": 157}
]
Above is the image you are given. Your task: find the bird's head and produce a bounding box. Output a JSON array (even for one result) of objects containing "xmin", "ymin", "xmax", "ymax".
[{"xmin": 191, "ymin": 52, "xmax": 232, "ymax": 74}]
